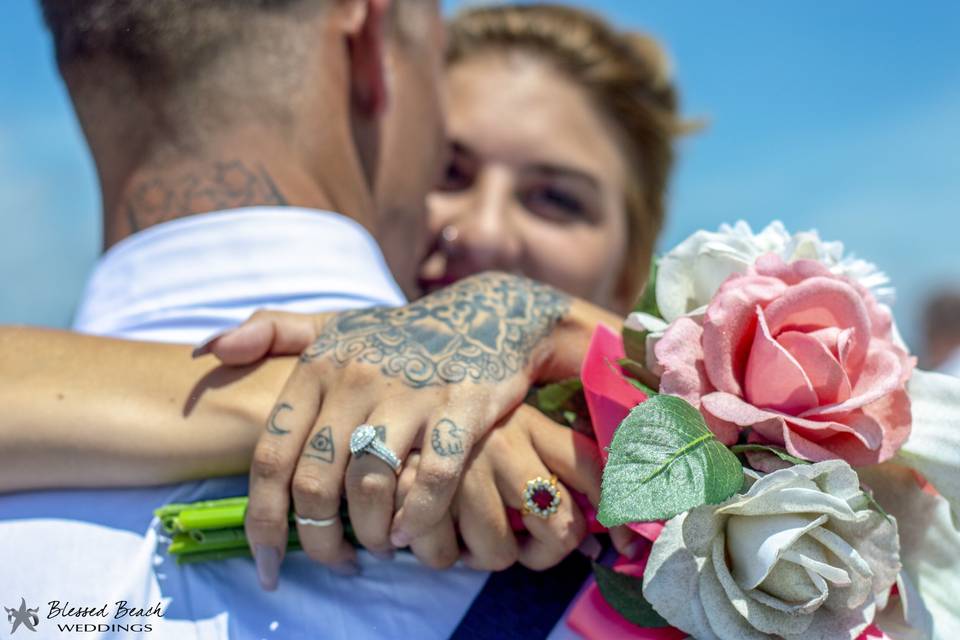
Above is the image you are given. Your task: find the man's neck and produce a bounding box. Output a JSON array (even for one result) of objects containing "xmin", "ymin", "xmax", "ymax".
[{"xmin": 101, "ymin": 137, "xmax": 376, "ymax": 250}]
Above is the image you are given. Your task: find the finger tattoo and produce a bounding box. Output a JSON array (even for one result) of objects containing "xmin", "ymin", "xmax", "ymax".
[
  {"xmin": 266, "ymin": 402, "xmax": 294, "ymax": 436},
  {"xmin": 303, "ymin": 426, "xmax": 335, "ymax": 463},
  {"xmin": 431, "ymin": 418, "xmax": 465, "ymax": 457}
]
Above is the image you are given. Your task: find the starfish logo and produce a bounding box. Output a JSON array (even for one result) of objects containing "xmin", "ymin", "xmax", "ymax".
[{"xmin": 4, "ymin": 598, "xmax": 39, "ymax": 634}]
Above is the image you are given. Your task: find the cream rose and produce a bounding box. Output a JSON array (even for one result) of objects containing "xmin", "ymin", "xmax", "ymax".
[
  {"xmin": 654, "ymin": 221, "xmax": 893, "ymax": 324},
  {"xmin": 642, "ymin": 460, "xmax": 900, "ymax": 640},
  {"xmin": 627, "ymin": 221, "xmax": 894, "ymax": 374}
]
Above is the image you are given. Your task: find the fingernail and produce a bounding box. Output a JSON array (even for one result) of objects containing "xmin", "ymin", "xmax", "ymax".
[
  {"xmin": 254, "ymin": 545, "xmax": 281, "ymax": 591},
  {"xmin": 369, "ymin": 549, "xmax": 394, "ymax": 561},
  {"xmin": 191, "ymin": 329, "xmax": 231, "ymax": 358},
  {"xmin": 578, "ymin": 534, "xmax": 602, "ymax": 561},
  {"xmin": 390, "ymin": 530, "xmax": 411, "ymax": 548},
  {"xmin": 329, "ymin": 561, "xmax": 361, "ymax": 576}
]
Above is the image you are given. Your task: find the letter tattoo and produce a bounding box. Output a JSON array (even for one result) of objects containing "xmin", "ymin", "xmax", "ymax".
[
  {"xmin": 304, "ymin": 426, "xmax": 335, "ymax": 463},
  {"xmin": 431, "ymin": 418, "xmax": 465, "ymax": 457},
  {"xmin": 266, "ymin": 402, "xmax": 294, "ymax": 436}
]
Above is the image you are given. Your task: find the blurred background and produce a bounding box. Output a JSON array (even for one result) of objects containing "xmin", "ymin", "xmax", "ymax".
[{"xmin": 1, "ymin": 0, "xmax": 958, "ymax": 354}]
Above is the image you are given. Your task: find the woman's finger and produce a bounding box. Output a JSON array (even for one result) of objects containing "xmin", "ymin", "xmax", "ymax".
[
  {"xmin": 395, "ymin": 451, "xmax": 461, "ymax": 569},
  {"xmin": 200, "ymin": 309, "xmax": 324, "ymax": 364},
  {"xmin": 246, "ymin": 363, "xmax": 327, "ymax": 590},
  {"xmin": 491, "ymin": 423, "xmax": 586, "ymax": 570},
  {"xmin": 390, "ymin": 405, "xmax": 483, "ymax": 547},
  {"xmin": 455, "ymin": 456, "xmax": 518, "ymax": 571},
  {"xmin": 345, "ymin": 399, "xmax": 430, "ymax": 554},
  {"xmin": 521, "ymin": 405, "xmax": 603, "ymax": 506},
  {"xmin": 291, "ymin": 395, "xmax": 369, "ymax": 572}
]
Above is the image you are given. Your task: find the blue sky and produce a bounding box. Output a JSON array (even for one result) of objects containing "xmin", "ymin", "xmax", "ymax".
[{"xmin": 2, "ymin": 0, "xmax": 958, "ymax": 350}]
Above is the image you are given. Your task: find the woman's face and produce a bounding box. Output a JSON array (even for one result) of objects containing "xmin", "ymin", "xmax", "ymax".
[{"xmin": 420, "ymin": 52, "xmax": 632, "ymax": 311}]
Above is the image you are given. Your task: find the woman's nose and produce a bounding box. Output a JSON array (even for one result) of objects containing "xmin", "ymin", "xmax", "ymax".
[{"xmin": 452, "ymin": 170, "xmax": 523, "ymax": 272}]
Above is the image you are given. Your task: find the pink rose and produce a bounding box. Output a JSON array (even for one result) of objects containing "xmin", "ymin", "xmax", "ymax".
[{"xmin": 654, "ymin": 253, "xmax": 914, "ymax": 465}]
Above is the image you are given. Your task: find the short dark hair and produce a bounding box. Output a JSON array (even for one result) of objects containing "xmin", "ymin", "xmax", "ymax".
[{"xmin": 40, "ymin": 0, "xmax": 307, "ymax": 68}]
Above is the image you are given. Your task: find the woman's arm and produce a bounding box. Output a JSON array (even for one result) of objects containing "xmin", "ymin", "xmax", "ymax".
[{"xmin": 0, "ymin": 326, "xmax": 295, "ymax": 493}]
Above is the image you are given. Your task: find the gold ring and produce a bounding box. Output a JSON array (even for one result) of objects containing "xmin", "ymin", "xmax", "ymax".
[{"xmin": 521, "ymin": 474, "xmax": 561, "ymax": 519}]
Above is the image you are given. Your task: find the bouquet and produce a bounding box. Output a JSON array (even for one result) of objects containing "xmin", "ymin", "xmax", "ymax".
[
  {"xmin": 566, "ymin": 222, "xmax": 960, "ymax": 640},
  {"xmin": 159, "ymin": 221, "xmax": 960, "ymax": 640}
]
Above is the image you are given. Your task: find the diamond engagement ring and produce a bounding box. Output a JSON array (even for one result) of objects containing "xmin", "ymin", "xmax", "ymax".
[
  {"xmin": 349, "ymin": 424, "xmax": 402, "ymax": 474},
  {"xmin": 521, "ymin": 474, "xmax": 561, "ymax": 519}
]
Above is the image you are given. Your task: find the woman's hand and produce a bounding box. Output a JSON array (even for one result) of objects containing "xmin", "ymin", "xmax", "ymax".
[
  {"xmin": 398, "ymin": 404, "xmax": 601, "ymax": 571},
  {"xmin": 201, "ymin": 272, "xmax": 623, "ymax": 589}
]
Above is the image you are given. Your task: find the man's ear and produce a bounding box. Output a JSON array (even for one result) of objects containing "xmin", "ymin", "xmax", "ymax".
[{"xmin": 346, "ymin": 0, "xmax": 391, "ymax": 117}]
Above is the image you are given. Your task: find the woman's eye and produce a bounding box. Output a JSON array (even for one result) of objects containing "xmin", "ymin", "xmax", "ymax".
[{"xmin": 524, "ymin": 186, "xmax": 587, "ymax": 222}]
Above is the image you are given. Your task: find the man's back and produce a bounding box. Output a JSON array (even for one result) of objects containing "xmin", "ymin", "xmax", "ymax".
[{"xmin": 0, "ymin": 207, "xmax": 490, "ymax": 639}]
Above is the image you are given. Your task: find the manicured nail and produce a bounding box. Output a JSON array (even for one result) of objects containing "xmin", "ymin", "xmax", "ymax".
[
  {"xmin": 191, "ymin": 329, "xmax": 231, "ymax": 358},
  {"xmin": 578, "ymin": 534, "xmax": 602, "ymax": 561},
  {"xmin": 254, "ymin": 545, "xmax": 281, "ymax": 591},
  {"xmin": 390, "ymin": 529, "xmax": 412, "ymax": 548},
  {"xmin": 329, "ymin": 561, "xmax": 361, "ymax": 576}
]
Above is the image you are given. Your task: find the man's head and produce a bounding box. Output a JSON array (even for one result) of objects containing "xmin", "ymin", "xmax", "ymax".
[{"xmin": 41, "ymin": 0, "xmax": 446, "ymax": 293}]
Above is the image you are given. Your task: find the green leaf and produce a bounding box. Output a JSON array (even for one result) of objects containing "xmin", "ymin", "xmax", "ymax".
[
  {"xmin": 593, "ymin": 562, "xmax": 669, "ymax": 628},
  {"xmin": 730, "ymin": 444, "xmax": 810, "ymax": 466},
  {"xmin": 536, "ymin": 378, "xmax": 583, "ymax": 413},
  {"xmin": 622, "ymin": 325, "xmax": 649, "ymax": 365},
  {"xmin": 617, "ymin": 359, "xmax": 659, "ymax": 397},
  {"xmin": 632, "ymin": 257, "xmax": 662, "ymax": 318},
  {"xmin": 598, "ymin": 394, "xmax": 744, "ymax": 525}
]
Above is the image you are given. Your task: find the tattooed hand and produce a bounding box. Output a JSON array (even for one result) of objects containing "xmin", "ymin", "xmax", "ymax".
[{"xmin": 204, "ymin": 272, "xmax": 621, "ymax": 588}]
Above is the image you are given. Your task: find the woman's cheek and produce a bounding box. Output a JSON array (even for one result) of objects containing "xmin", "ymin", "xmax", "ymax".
[{"xmin": 526, "ymin": 222, "xmax": 622, "ymax": 304}]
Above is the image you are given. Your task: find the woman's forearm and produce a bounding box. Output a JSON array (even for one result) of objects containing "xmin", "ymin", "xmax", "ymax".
[{"xmin": 0, "ymin": 326, "xmax": 295, "ymax": 493}]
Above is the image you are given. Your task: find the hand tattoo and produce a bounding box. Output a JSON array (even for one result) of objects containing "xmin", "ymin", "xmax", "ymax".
[
  {"xmin": 124, "ymin": 160, "xmax": 287, "ymax": 231},
  {"xmin": 300, "ymin": 273, "xmax": 571, "ymax": 388},
  {"xmin": 266, "ymin": 402, "xmax": 293, "ymax": 436},
  {"xmin": 304, "ymin": 426, "xmax": 335, "ymax": 463},
  {"xmin": 431, "ymin": 419, "xmax": 465, "ymax": 457}
]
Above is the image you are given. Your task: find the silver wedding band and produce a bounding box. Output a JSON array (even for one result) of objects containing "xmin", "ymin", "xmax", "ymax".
[
  {"xmin": 294, "ymin": 513, "xmax": 339, "ymax": 528},
  {"xmin": 349, "ymin": 424, "xmax": 402, "ymax": 474}
]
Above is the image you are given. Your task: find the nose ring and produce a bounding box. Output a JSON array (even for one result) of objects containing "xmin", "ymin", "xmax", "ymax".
[{"xmin": 441, "ymin": 225, "xmax": 459, "ymax": 243}]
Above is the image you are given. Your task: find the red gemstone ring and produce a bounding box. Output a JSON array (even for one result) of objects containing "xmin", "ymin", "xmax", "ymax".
[{"xmin": 521, "ymin": 474, "xmax": 561, "ymax": 519}]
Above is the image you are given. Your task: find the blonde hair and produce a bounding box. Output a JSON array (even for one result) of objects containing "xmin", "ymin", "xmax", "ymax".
[{"xmin": 447, "ymin": 3, "xmax": 695, "ymax": 303}]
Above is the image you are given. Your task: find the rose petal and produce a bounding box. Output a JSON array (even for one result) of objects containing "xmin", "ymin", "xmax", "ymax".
[
  {"xmin": 778, "ymin": 330, "xmax": 852, "ymax": 406},
  {"xmin": 655, "ymin": 316, "xmax": 712, "ymax": 407},
  {"xmin": 753, "ymin": 253, "xmax": 834, "ymax": 284},
  {"xmin": 702, "ymin": 276, "xmax": 787, "ymax": 395},
  {"xmin": 802, "ymin": 347, "xmax": 903, "ymax": 418},
  {"xmin": 726, "ymin": 513, "xmax": 828, "ymax": 589},
  {"xmin": 761, "ymin": 276, "xmax": 871, "ymax": 375},
  {"xmin": 710, "ymin": 532, "xmax": 814, "ymax": 637},
  {"xmin": 745, "ymin": 307, "xmax": 819, "ymax": 413},
  {"xmin": 642, "ymin": 513, "xmax": 719, "ymax": 640},
  {"xmin": 701, "ymin": 391, "xmax": 782, "ymax": 427}
]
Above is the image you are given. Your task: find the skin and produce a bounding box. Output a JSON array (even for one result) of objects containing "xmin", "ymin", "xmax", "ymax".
[
  {"xmin": 421, "ymin": 52, "xmax": 633, "ymax": 313},
  {"xmin": 0, "ymin": 0, "xmax": 638, "ymax": 593}
]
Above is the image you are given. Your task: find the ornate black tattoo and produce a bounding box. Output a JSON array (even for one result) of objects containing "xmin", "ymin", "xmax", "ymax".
[
  {"xmin": 266, "ymin": 402, "xmax": 294, "ymax": 436},
  {"xmin": 431, "ymin": 419, "xmax": 465, "ymax": 457},
  {"xmin": 124, "ymin": 160, "xmax": 287, "ymax": 231},
  {"xmin": 300, "ymin": 273, "xmax": 571, "ymax": 388},
  {"xmin": 303, "ymin": 426, "xmax": 335, "ymax": 463}
]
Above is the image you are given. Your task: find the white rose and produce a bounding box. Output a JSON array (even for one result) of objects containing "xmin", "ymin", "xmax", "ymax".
[
  {"xmin": 642, "ymin": 460, "xmax": 900, "ymax": 640},
  {"xmin": 627, "ymin": 221, "xmax": 894, "ymax": 373}
]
